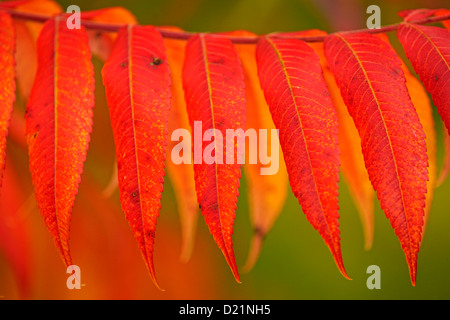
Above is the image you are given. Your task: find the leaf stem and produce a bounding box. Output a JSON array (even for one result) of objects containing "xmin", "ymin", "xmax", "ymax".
[{"xmin": 1, "ymin": 7, "xmax": 449, "ymax": 43}]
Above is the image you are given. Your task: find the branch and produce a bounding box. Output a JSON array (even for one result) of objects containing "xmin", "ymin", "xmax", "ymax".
[{"xmin": 1, "ymin": 6, "xmax": 449, "ymax": 44}]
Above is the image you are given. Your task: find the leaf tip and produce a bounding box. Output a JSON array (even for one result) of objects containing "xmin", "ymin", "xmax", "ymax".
[
  {"xmin": 330, "ymin": 248, "xmax": 352, "ymax": 281},
  {"xmin": 241, "ymin": 229, "xmax": 264, "ymax": 273},
  {"xmin": 149, "ymin": 271, "xmax": 165, "ymax": 291}
]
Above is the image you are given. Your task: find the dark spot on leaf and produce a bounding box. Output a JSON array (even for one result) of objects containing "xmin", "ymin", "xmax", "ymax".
[
  {"xmin": 147, "ymin": 231, "xmax": 155, "ymax": 238},
  {"xmin": 131, "ymin": 191, "xmax": 140, "ymax": 203},
  {"xmin": 150, "ymin": 56, "xmax": 163, "ymax": 67},
  {"xmin": 392, "ymin": 67, "xmax": 402, "ymax": 78},
  {"xmin": 212, "ymin": 57, "xmax": 224, "ymax": 65},
  {"xmin": 434, "ymin": 75, "xmax": 439, "ymax": 82},
  {"xmin": 121, "ymin": 61, "xmax": 127, "ymax": 68}
]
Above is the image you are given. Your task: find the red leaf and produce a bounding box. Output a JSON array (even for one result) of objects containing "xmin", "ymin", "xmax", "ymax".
[
  {"xmin": 398, "ymin": 8, "xmax": 450, "ymax": 28},
  {"xmin": 182, "ymin": 33, "xmax": 246, "ymax": 283},
  {"xmin": 391, "ymin": 43, "xmax": 436, "ymax": 246},
  {"xmin": 102, "ymin": 25, "xmax": 171, "ymax": 290},
  {"xmin": 0, "ymin": 11, "xmax": 15, "ymax": 189},
  {"xmin": 25, "ymin": 17, "xmax": 95, "ymax": 267},
  {"xmin": 398, "ymin": 8, "xmax": 439, "ymax": 21},
  {"xmin": 376, "ymin": 32, "xmax": 437, "ymax": 245},
  {"xmin": 256, "ymin": 36, "xmax": 349, "ymax": 279},
  {"xmin": 397, "ymin": 23, "xmax": 450, "ymax": 136},
  {"xmin": 324, "ymin": 32, "xmax": 428, "ymax": 285}
]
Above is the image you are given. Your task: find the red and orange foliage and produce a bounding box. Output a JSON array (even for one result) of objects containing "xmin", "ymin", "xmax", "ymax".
[{"xmin": 0, "ymin": 0, "xmax": 449, "ymax": 298}]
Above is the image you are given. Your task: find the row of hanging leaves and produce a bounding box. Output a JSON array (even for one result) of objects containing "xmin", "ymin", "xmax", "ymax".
[{"xmin": 0, "ymin": 0, "xmax": 449, "ymax": 289}]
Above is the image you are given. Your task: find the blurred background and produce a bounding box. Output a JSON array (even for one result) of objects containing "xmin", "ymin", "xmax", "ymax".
[{"xmin": 0, "ymin": 0, "xmax": 449, "ymax": 300}]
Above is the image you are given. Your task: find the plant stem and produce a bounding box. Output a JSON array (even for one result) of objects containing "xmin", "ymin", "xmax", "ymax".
[{"xmin": 1, "ymin": 7, "xmax": 449, "ymax": 43}]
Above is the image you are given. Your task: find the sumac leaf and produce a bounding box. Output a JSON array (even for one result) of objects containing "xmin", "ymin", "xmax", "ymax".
[
  {"xmin": 182, "ymin": 33, "xmax": 246, "ymax": 283},
  {"xmin": 324, "ymin": 32, "xmax": 428, "ymax": 285},
  {"xmin": 397, "ymin": 23, "xmax": 450, "ymax": 136},
  {"xmin": 25, "ymin": 17, "xmax": 95, "ymax": 267},
  {"xmin": 256, "ymin": 36, "xmax": 349, "ymax": 279},
  {"xmin": 378, "ymin": 34, "xmax": 437, "ymax": 245},
  {"xmin": 102, "ymin": 25, "xmax": 171, "ymax": 290},
  {"xmin": 0, "ymin": 11, "xmax": 15, "ymax": 189}
]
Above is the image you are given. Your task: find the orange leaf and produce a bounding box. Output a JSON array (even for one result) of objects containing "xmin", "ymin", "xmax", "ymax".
[
  {"xmin": 82, "ymin": 7, "xmax": 138, "ymax": 61},
  {"xmin": 182, "ymin": 33, "xmax": 246, "ymax": 283},
  {"xmin": 102, "ymin": 25, "xmax": 171, "ymax": 290},
  {"xmin": 161, "ymin": 26, "xmax": 199, "ymax": 263},
  {"xmin": 324, "ymin": 32, "xmax": 428, "ymax": 286},
  {"xmin": 227, "ymin": 30, "xmax": 289, "ymax": 272},
  {"xmin": 25, "ymin": 17, "xmax": 95, "ymax": 267},
  {"xmin": 256, "ymin": 36, "xmax": 349, "ymax": 279},
  {"xmin": 9, "ymin": 0, "xmax": 62, "ymax": 100},
  {"xmin": 8, "ymin": 108, "xmax": 27, "ymax": 150},
  {"xmin": 397, "ymin": 23, "xmax": 450, "ymax": 136},
  {"xmin": 13, "ymin": 21, "xmax": 37, "ymax": 101},
  {"xmin": 15, "ymin": 0, "xmax": 63, "ymax": 42},
  {"xmin": 0, "ymin": 11, "xmax": 15, "ymax": 189}
]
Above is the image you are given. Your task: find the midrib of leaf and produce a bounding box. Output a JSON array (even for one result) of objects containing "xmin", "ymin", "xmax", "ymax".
[
  {"xmin": 126, "ymin": 24, "xmax": 149, "ymax": 265},
  {"xmin": 199, "ymin": 34, "xmax": 232, "ymax": 266},
  {"xmin": 53, "ymin": 17, "xmax": 67, "ymax": 266},
  {"xmin": 336, "ymin": 34, "xmax": 412, "ymax": 258}
]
